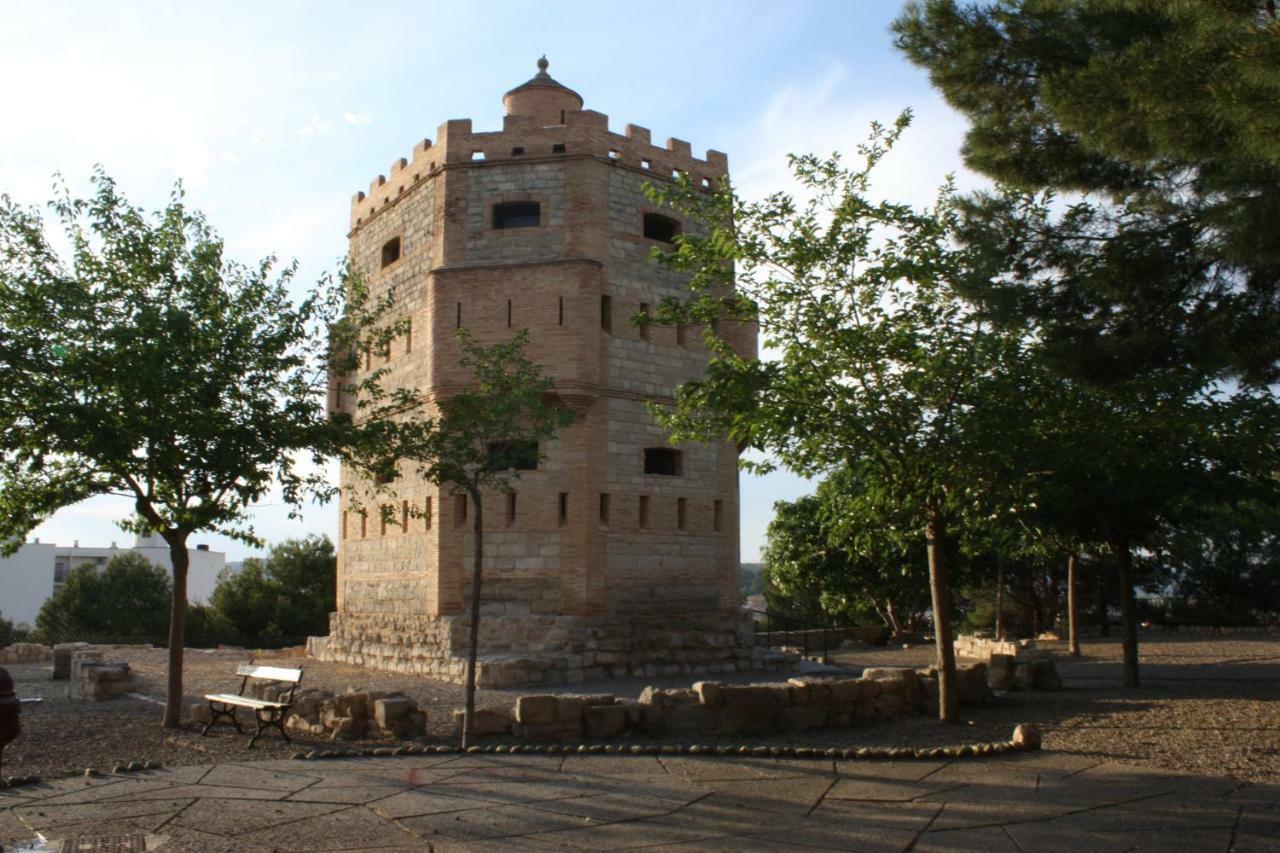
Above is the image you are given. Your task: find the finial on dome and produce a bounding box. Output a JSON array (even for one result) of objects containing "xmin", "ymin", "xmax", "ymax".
[{"xmin": 537, "ymin": 55, "xmax": 550, "ymax": 75}]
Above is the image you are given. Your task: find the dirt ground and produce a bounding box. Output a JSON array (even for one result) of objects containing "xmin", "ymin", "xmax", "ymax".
[{"xmin": 3, "ymin": 634, "xmax": 1277, "ymax": 784}]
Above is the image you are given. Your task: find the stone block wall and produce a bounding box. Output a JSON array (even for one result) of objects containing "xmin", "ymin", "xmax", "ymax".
[
  {"xmin": 454, "ymin": 664, "xmax": 994, "ymax": 740},
  {"xmin": 0, "ymin": 643, "xmax": 52, "ymax": 664}
]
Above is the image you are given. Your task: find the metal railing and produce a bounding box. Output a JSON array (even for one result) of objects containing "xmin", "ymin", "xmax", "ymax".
[{"xmin": 748, "ymin": 609, "xmax": 831, "ymax": 663}]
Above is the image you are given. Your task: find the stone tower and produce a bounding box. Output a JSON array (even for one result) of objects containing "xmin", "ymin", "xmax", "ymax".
[{"xmin": 317, "ymin": 59, "xmax": 757, "ymax": 687}]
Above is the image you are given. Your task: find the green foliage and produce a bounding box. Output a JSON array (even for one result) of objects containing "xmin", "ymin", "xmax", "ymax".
[
  {"xmin": 0, "ymin": 169, "xmax": 404, "ymax": 725},
  {"xmin": 738, "ymin": 563, "xmax": 764, "ymax": 598},
  {"xmin": 893, "ymin": 0, "xmax": 1280, "ymax": 384},
  {"xmin": 0, "ymin": 169, "xmax": 398, "ymax": 554},
  {"xmin": 0, "ymin": 612, "xmax": 25, "ymax": 646},
  {"xmin": 34, "ymin": 552, "xmax": 172, "ymax": 642},
  {"xmin": 646, "ymin": 117, "xmax": 1047, "ymax": 719},
  {"xmin": 762, "ymin": 479, "xmax": 933, "ymax": 635},
  {"xmin": 208, "ymin": 535, "xmax": 336, "ymax": 642}
]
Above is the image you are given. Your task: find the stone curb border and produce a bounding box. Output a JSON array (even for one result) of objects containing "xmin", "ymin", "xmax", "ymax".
[
  {"xmin": 0, "ymin": 760, "xmax": 164, "ymax": 789},
  {"xmin": 288, "ymin": 724, "xmax": 1042, "ymax": 762}
]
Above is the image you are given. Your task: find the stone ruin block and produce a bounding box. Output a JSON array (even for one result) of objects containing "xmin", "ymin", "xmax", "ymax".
[
  {"xmin": 0, "ymin": 642, "xmax": 53, "ymax": 665},
  {"xmin": 52, "ymin": 642, "xmax": 92, "ymax": 679},
  {"xmin": 453, "ymin": 707, "xmax": 513, "ymax": 737},
  {"xmin": 68, "ymin": 654, "xmax": 132, "ymax": 701},
  {"xmin": 281, "ymin": 688, "xmax": 427, "ymax": 740},
  {"xmin": 584, "ymin": 703, "xmax": 628, "ymax": 738}
]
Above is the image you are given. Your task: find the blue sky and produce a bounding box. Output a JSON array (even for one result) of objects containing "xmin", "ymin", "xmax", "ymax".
[{"xmin": 1, "ymin": 1, "xmax": 977, "ymax": 561}]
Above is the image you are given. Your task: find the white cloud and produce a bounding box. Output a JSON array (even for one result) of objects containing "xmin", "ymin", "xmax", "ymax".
[
  {"xmin": 297, "ymin": 115, "xmax": 333, "ymax": 138},
  {"xmin": 734, "ymin": 60, "xmax": 983, "ymax": 208},
  {"xmin": 342, "ymin": 112, "xmax": 374, "ymax": 126}
]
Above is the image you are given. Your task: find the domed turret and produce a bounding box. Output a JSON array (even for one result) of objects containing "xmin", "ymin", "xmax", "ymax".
[{"xmin": 502, "ymin": 56, "xmax": 584, "ymax": 126}]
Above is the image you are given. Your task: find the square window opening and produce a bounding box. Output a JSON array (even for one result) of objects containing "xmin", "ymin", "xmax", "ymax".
[
  {"xmin": 552, "ymin": 143, "xmax": 566, "ymax": 153},
  {"xmin": 608, "ymin": 149, "xmax": 620, "ymax": 160},
  {"xmin": 493, "ymin": 201, "xmax": 541, "ymax": 229},
  {"xmin": 487, "ymin": 440, "xmax": 539, "ymax": 471},
  {"xmin": 381, "ymin": 236, "xmax": 402, "ymax": 268},
  {"xmin": 471, "ymin": 151, "xmax": 486, "ymax": 161},
  {"xmin": 640, "ymin": 158, "xmax": 651, "ymax": 170},
  {"xmin": 643, "ymin": 213, "xmax": 681, "ymax": 243},
  {"xmin": 511, "ymin": 146, "xmax": 525, "ymax": 156},
  {"xmin": 644, "ymin": 447, "xmax": 683, "ymax": 477}
]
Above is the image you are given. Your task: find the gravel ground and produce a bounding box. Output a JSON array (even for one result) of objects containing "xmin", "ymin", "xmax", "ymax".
[{"xmin": 3, "ymin": 634, "xmax": 1277, "ymax": 784}]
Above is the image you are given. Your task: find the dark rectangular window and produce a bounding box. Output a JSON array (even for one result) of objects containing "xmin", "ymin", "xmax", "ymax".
[
  {"xmin": 558, "ymin": 296, "xmax": 564, "ymax": 326},
  {"xmin": 486, "ymin": 440, "xmax": 538, "ymax": 471},
  {"xmin": 493, "ymin": 201, "xmax": 541, "ymax": 229},
  {"xmin": 381, "ymin": 237, "xmax": 401, "ymax": 268},
  {"xmin": 643, "ymin": 213, "xmax": 680, "ymax": 243},
  {"xmin": 511, "ymin": 146, "xmax": 525, "ymax": 156},
  {"xmin": 713, "ymin": 500, "xmax": 723, "ymax": 532},
  {"xmin": 599, "ymin": 493, "xmax": 610, "ymax": 526},
  {"xmin": 401, "ymin": 500, "xmax": 409, "ymax": 532},
  {"xmin": 644, "ymin": 447, "xmax": 682, "ymax": 476},
  {"xmin": 601, "ymin": 295, "xmax": 612, "ymax": 333},
  {"xmin": 425, "ymin": 497, "xmax": 433, "ymax": 530},
  {"xmin": 455, "ymin": 494, "xmax": 468, "ymax": 527},
  {"xmin": 559, "ymin": 492, "xmax": 568, "ymax": 526},
  {"xmin": 507, "ymin": 299, "xmax": 512, "ymax": 328},
  {"xmin": 639, "ymin": 495, "xmax": 650, "ymax": 529},
  {"xmin": 552, "ymin": 143, "xmax": 566, "ymax": 153},
  {"xmin": 507, "ymin": 493, "xmax": 517, "ymax": 527},
  {"xmin": 677, "ymin": 498, "xmax": 687, "ymax": 531},
  {"xmin": 360, "ymin": 512, "xmax": 367, "ymax": 538},
  {"xmin": 456, "ymin": 302, "xmax": 462, "ymax": 329}
]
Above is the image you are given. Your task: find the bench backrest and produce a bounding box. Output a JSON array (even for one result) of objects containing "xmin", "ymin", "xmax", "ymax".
[{"xmin": 236, "ymin": 663, "xmax": 303, "ymax": 683}]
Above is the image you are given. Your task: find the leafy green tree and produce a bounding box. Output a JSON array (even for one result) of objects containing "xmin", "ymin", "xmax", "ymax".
[
  {"xmin": 35, "ymin": 552, "xmax": 172, "ymax": 642},
  {"xmin": 348, "ymin": 330, "xmax": 574, "ymax": 746},
  {"xmin": 0, "ymin": 171, "xmax": 400, "ymax": 727},
  {"xmin": 0, "ymin": 612, "xmax": 23, "ymax": 647},
  {"xmin": 646, "ymin": 119, "xmax": 1039, "ymax": 721},
  {"xmin": 894, "ymin": 0, "xmax": 1280, "ymax": 384},
  {"xmin": 209, "ymin": 535, "xmax": 336, "ymax": 642}
]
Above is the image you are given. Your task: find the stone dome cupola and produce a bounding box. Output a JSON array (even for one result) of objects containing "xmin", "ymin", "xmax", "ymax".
[{"xmin": 503, "ymin": 56, "xmax": 584, "ymax": 126}]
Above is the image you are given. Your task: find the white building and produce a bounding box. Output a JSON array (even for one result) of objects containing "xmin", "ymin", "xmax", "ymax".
[{"xmin": 0, "ymin": 535, "xmax": 226, "ymax": 626}]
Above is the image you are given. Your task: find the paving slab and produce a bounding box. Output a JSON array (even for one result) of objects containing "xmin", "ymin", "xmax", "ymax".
[{"xmin": 4, "ymin": 752, "xmax": 1278, "ymax": 852}]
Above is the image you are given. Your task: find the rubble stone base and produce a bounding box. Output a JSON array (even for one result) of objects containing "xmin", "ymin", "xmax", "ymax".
[{"xmin": 310, "ymin": 610, "xmax": 788, "ymax": 688}]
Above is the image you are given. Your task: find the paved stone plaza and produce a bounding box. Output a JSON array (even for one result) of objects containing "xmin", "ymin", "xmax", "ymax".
[{"xmin": 2, "ymin": 749, "xmax": 1277, "ymax": 851}]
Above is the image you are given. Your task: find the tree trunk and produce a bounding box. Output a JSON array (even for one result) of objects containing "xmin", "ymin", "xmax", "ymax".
[
  {"xmin": 994, "ymin": 556, "xmax": 1005, "ymax": 640},
  {"xmin": 1114, "ymin": 536, "xmax": 1139, "ymax": 687},
  {"xmin": 162, "ymin": 533, "xmax": 189, "ymax": 728},
  {"xmin": 1067, "ymin": 552, "xmax": 1080, "ymax": 656},
  {"xmin": 462, "ymin": 489, "xmax": 484, "ymax": 748},
  {"xmin": 1097, "ymin": 570, "xmax": 1110, "ymax": 637},
  {"xmin": 925, "ymin": 509, "xmax": 958, "ymax": 723}
]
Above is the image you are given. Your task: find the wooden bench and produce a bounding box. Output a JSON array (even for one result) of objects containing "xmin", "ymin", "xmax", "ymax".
[{"xmin": 202, "ymin": 663, "xmax": 303, "ymax": 747}]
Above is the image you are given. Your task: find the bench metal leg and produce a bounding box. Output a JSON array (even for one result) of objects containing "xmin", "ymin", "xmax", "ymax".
[
  {"xmin": 201, "ymin": 703, "xmax": 243, "ymax": 737},
  {"xmin": 248, "ymin": 708, "xmax": 291, "ymax": 748}
]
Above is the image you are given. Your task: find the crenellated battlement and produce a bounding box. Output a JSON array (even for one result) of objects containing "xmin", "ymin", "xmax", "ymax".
[{"xmin": 350, "ymin": 108, "xmax": 728, "ymax": 231}]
